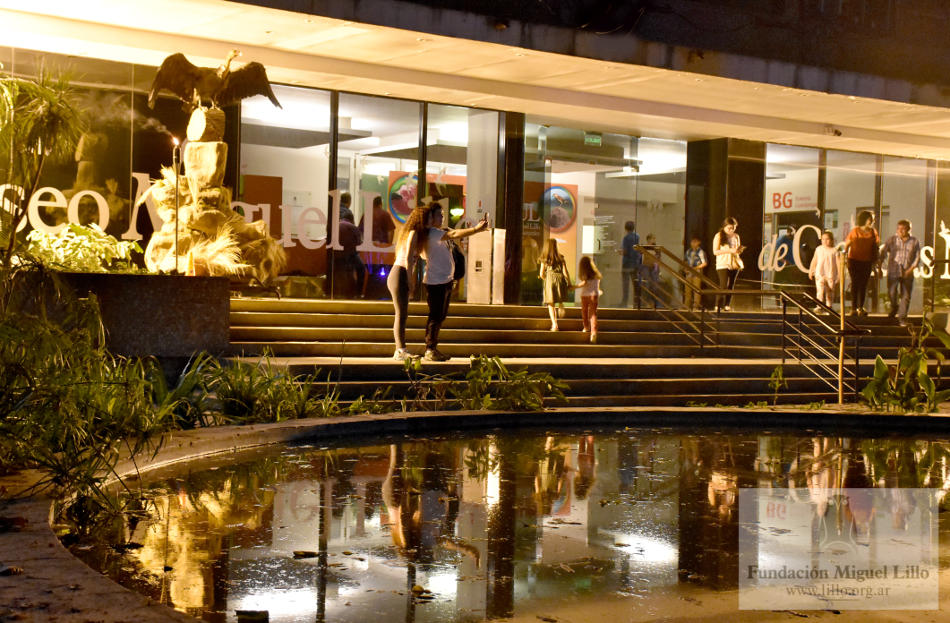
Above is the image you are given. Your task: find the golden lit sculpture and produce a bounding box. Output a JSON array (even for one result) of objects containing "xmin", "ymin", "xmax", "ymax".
[
  {"xmin": 147, "ymin": 50, "xmax": 281, "ymax": 111},
  {"xmin": 138, "ymin": 162, "xmax": 286, "ymax": 284}
]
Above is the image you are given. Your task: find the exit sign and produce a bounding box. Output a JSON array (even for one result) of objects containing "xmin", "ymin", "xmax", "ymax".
[{"xmin": 584, "ymin": 132, "xmax": 602, "ymax": 147}]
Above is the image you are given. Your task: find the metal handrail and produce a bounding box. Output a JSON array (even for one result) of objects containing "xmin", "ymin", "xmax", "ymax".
[{"xmin": 638, "ymin": 244, "xmax": 869, "ymax": 401}]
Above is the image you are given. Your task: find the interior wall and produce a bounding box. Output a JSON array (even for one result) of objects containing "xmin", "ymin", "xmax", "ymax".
[{"xmin": 240, "ymin": 143, "xmax": 330, "ymax": 240}]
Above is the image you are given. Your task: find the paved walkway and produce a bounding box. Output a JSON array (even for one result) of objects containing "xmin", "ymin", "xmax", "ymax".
[{"xmin": 2, "ymin": 406, "xmax": 950, "ymax": 622}]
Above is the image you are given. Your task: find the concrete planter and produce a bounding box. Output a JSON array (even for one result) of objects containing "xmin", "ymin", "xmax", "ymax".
[{"xmin": 59, "ymin": 272, "xmax": 230, "ymax": 358}]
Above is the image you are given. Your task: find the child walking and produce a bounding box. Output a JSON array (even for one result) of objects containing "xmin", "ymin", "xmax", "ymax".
[
  {"xmin": 808, "ymin": 230, "xmax": 839, "ymax": 310},
  {"xmin": 683, "ymin": 235, "xmax": 708, "ymax": 311},
  {"xmin": 540, "ymin": 238, "xmax": 570, "ymax": 331},
  {"xmin": 576, "ymin": 256, "xmax": 602, "ymax": 343}
]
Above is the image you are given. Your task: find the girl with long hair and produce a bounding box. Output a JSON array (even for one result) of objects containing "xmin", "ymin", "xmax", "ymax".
[
  {"xmin": 712, "ymin": 217, "xmax": 744, "ymax": 312},
  {"xmin": 576, "ymin": 255, "xmax": 602, "ymax": 343},
  {"xmin": 540, "ymin": 238, "xmax": 570, "ymax": 331},
  {"xmin": 387, "ymin": 201, "xmax": 432, "ymax": 360}
]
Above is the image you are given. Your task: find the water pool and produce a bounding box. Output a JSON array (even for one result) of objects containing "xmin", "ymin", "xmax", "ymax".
[{"xmin": 66, "ymin": 427, "xmax": 950, "ymax": 622}]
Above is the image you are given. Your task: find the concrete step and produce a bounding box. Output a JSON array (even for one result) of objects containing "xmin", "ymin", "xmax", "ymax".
[
  {"xmin": 560, "ymin": 392, "xmax": 841, "ymax": 407},
  {"xmin": 303, "ymin": 376, "xmax": 847, "ymax": 399},
  {"xmin": 230, "ymin": 326, "xmax": 701, "ymax": 345},
  {"xmin": 270, "ymin": 358, "xmax": 873, "ymax": 381}
]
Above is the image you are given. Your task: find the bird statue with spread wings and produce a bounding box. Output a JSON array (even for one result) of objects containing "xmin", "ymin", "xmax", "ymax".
[{"xmin": 147, "ymin": 49, "xmax": 281, "ymax": 111}]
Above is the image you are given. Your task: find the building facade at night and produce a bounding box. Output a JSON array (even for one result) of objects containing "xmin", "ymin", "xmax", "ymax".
[{"xmin": 3, "ymin": 0, "xmax": 950, "ymax": 312}]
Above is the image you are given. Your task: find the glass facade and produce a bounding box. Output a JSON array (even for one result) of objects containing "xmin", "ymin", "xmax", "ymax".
[
  {"xmin": 522, "ymin": 122, "xmax": 686, "ymax": 307},
  {"xmin": 1, "ymin": 43, "xmax": 947, "ymax": 314},
  {"xmin": 763, "ymin": 146, "xmax": 934, "ymax": 315},
  {"xmin": 0, "ymin": 47, "xmax": 190, "ymax": 246}
]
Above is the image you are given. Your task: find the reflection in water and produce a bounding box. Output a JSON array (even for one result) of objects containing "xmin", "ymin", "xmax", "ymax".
[{"xmin": 69, "ymin": 431, "xmax": 950, "ymax": 621}]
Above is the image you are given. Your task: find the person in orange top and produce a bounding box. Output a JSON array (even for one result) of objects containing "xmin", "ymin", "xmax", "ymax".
[{"xmin": 843, "ymin": 210, "xmax": 880, "ymax": 317}]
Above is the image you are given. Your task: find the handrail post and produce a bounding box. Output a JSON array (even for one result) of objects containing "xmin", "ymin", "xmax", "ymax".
[
  {"xmin": 797, "ymin": 307, "xmax": 802, "ymax": 361},
  {"xmin": 854, "ymin": 337, "xmax": 860, "ymax": 401},
  {"xmin": 700, "ymin": 306, "xmax": 705, "ymax": 350},
  {"xmin": 781, "ymin": 297, "xmax": 787, "ymax": 367}
]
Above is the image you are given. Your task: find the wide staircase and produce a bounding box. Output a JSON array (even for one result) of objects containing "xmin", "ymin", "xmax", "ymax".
[{"xmin": 227, "ymin": 297, "xmax": 929, "ymax": 407}]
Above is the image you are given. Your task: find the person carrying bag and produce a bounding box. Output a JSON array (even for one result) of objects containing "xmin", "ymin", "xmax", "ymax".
[{"xmin": 541, "ymin": 238, "xmax": 571, "ymax": 330}]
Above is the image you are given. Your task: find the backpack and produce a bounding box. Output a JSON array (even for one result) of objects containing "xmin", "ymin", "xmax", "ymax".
[{"xmin": 450, "ymin": 239, "xmax": 465, "ymax": 281}]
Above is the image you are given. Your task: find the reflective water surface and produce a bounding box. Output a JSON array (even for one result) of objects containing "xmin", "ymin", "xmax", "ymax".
[{"xmin": 69, "ymin": 429, "xmax": 950, "ymax": 622}]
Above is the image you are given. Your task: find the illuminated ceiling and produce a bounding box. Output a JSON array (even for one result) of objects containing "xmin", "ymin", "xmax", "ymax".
[{"xmin": 2, "ymin": 0, "xmax": 950, "ymax": 160}]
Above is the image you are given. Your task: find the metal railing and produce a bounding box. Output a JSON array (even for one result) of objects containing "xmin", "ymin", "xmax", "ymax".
[{"xmin": 637, "ymin": 244, "xmax": 869, "ymax": 401}]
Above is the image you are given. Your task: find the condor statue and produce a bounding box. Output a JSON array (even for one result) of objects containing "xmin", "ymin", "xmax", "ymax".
[{"xmin": 147, "ymin": 49, "xmax": 281, "ymax": 111}]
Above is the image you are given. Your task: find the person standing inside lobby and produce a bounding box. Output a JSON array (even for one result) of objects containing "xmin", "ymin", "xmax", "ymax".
[
  {"xmin": 618, "ymin": 220, "xmax": 641, "ymax": 308},
  {"xmin": 844, "ymin": 210, "xmax": 880, "ymax": 317},
  {"xmin": 879, "ymin": 219, "xmax": 920, "ymax": 327}
]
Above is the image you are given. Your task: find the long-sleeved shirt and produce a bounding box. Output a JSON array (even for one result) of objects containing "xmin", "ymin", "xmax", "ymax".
[{"xmin": 880, "ymin": 234, "xmax": 920, "ymax": 276}]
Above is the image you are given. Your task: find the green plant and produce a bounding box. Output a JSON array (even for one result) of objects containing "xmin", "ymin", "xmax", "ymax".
[
  {"xmin": 860, "ymin": 315, "xmax": 950, "ymax": 412},
  {"xmin": 745, "ymin": 400, "xmax": 769, "ymax": 408},
  {"xmin": 768, "ymin": 365, "xmax": 788, "ymax": 406},
  {"xmin": 0, "ymin": 69, "xmax": 83, "ymax": 268},
  {"xmin": 400, "ymin": 355, "xmax": 567, "ymax": 412},
  {"xmin": 26, "ymin": 223, "xmax": 143, "ymax": 273},
  {"xmin": 206, "ymin": 355, "xmax": 298, "ymax": 424},
  {"xmin": 453, "ymin": 355, "xmax": 568, "ymax": 411},
  {"xmin": 348, "ymin": 386, "xmax": 395, "ymax": 415},
  {"xmin": 146, "ymin": 352, "xmax": 218, "ymax": 429},
  {"xmin": 0, "ymin": 265, "xmax": 168, "ymax": 503},
  {"xmin": 805, "ymin": 400, "xmax": 825, "ymax": 410}
]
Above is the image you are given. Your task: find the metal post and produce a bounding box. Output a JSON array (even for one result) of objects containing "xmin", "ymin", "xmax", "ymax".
[
  {"xmin": 797, "ymin": 307, "xmax": 802, "ymax": 361},
  {"xmin": 172, "ymin": 137, "xmax": 180, "ymax": 275},
  {"xmin": 781, "ymin": 297, "xmax": 787, "ymax": 367},
  {"xmin": 856, "ymin": 339, "xmax": 861, "ymax": 398},
  {"xmin": 838, "ymin": 251, "xmax": 847, "ymax": 404},
  {"xmin": 700, "ymin": 306, "xmax": 705, "ymax": 350}
]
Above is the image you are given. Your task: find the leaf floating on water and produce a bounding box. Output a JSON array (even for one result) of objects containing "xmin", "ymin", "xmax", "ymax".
[
  {"xmin": 0, "ymin": 566, "xmax": 23, "ymax": 576},
  {"xmin": 163, "ymin": 565, "xmax": 173, "ymax": 572},
  {"xmin": 293, "ymin": 550, "xmax": 318, "ymax": 559},
  {"xmin": 342, "ymin": 550, "xmax": 354, "ymax": 556},
  {"xmin": 558, "ymin": 563, "xmax": 574, "ymax": 574},
  {"xmin": 537, "ymin": 616, "xmax": 559, "ymax": 622}
]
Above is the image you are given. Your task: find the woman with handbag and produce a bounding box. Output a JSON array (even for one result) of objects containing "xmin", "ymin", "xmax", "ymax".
[
  {"xmin": 540, "ymin": 238, "xmax": 571, "ymax": 331},
  {"xmin": 712, "ymin": 217, "xmax": 745, "ymax": 312},
  {"xmin": 843, "ymin": 210, "xmax": 880, "ymax": 317}
]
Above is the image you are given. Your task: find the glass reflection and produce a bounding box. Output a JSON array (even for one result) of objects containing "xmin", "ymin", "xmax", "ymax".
[{"xmin": 68, "ymin": 431, "xmax": 950, "ymax": 621}]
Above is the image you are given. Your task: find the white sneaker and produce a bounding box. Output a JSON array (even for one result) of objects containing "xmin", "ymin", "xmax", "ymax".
[{"xmin": 393, "ymin": 349, "xmax": 410, "ymax": 361}]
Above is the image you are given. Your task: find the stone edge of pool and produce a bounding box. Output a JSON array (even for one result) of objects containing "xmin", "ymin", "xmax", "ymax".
[{"xmin": 2, "ymin": 405, "xmax": 950, "ymax": 622}]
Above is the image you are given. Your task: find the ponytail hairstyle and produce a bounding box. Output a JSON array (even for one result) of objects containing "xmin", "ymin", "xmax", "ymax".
[{"xmin": 578, "ymin": 255, "xmax": 602, "ymax": 280}]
